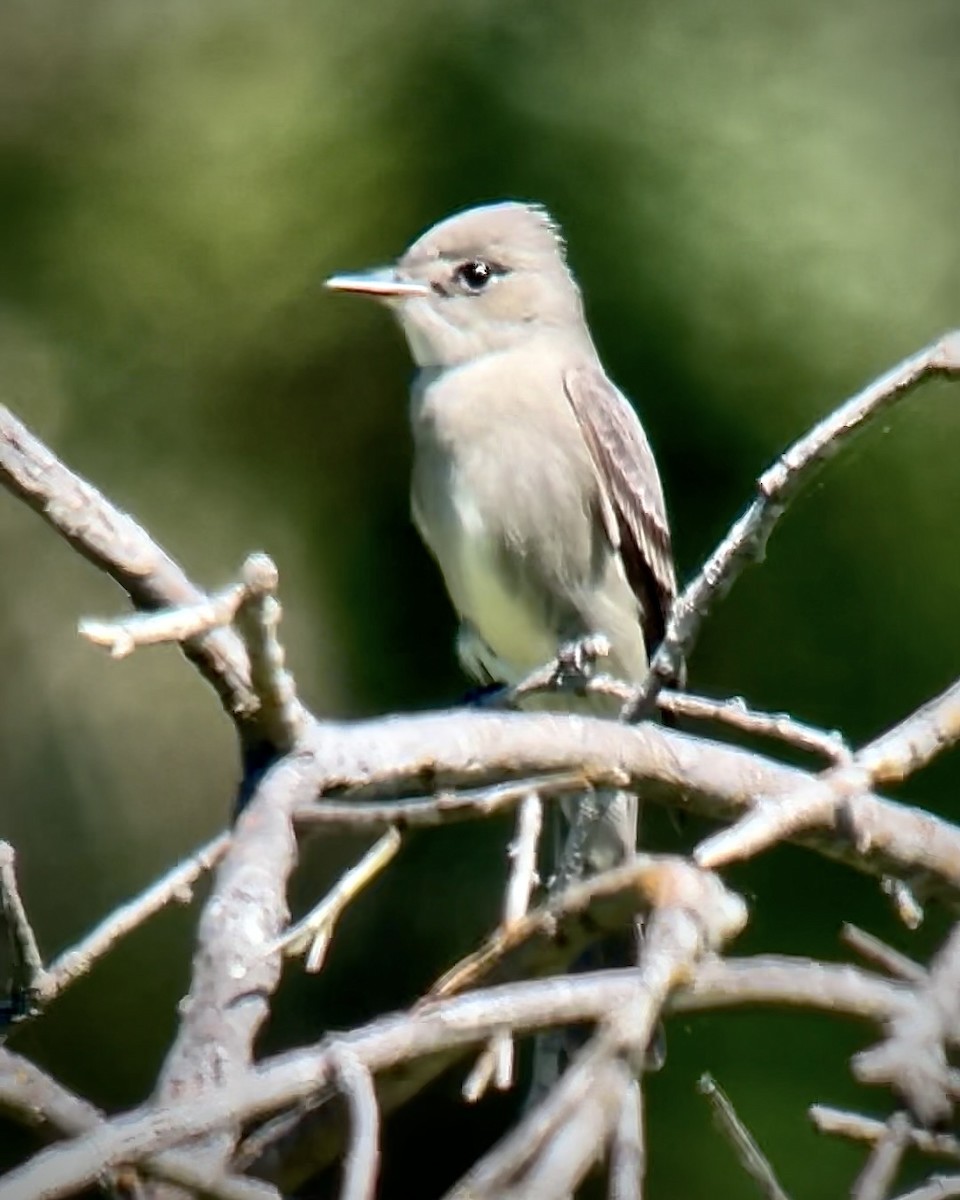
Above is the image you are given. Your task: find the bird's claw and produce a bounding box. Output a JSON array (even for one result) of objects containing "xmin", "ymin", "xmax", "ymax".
[{"xmin": 551, "ymin": 634, "xmax": 611, "ymax": 693}]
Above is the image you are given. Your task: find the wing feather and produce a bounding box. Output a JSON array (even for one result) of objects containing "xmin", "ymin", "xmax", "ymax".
[{"xmin": 563, "ymin": 365, "xmax": 676, "ymax": 654}]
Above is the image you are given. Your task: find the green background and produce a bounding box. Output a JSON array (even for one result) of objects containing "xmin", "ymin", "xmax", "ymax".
[{"xmin": 1, "ymin": 1, "xmax": 958, "ymax": 1194}]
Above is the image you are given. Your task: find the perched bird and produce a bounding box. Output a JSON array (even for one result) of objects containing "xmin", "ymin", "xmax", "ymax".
[
  {"xmin": 328, "ymin": 200, "xmax": 676, "ymax": 858},
  {"xmin": 327, "ymin": 202, "xmax": 677, "ymax": 1076}
]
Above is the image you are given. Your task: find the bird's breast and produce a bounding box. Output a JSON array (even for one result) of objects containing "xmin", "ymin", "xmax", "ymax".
[
  {"xmin": 446, "ymin": 480, "xmax": 559, "ymax": 679},
  {"xmin": 409, "ymin": 352, "xmax": 600, "ymax": 681}
]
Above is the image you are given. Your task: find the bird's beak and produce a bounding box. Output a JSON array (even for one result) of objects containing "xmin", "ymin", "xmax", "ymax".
[{"xmin": 325, "ymin": 268, "xmax": 431, "ymax": 300}]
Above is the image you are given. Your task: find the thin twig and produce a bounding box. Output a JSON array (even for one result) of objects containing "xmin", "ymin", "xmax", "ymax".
[
  {"xmin": 810, "ymin": 1105, "xmax": 960, "ymax": 1164},
  {"xmin": 657, "ymin": 690, "xmax": 852, "ymax": 765},
  {"xmin": 0, "ymin": 405, "xmax": 263, "ymax": 728},
  {"xmin": 294, "ymin": 773, "xmax": 586, "ymax": 832},
  {"xmin": 841, "ymin": 925, "xmax": 927, "ymax": 984},
  {"xmin": 79, "ymin": 585, "xmax": 246, "ymax": 658},
  {"xmin": 430, "ymin": 856, "xmax": 747, "ymax": 1001},
  {"xmin": 698, "ymin": 1073, "xmax": 791, "ymax": 1200},
  {"xmin": 625, "ymin": 331, "xmax": 960, "ymax": 719},
  {"xmin": 503, "ymin": 791, "xmax": 544, "ymax": 929},
  {"xmin": 889, "ymin": 1175, "xmax": 960, "ymax": 1200},
  {"xmin": 857, "ymin": 677, "xmax": 960, "ymax": 786},
  {"xmin": 37, "ymin": 832, "xmax": 231, "ymax": 1010},
  {"xmin": 696, "ymin": 673, "xmax": 960, "ymax": 875},
  {"xmin": 80, "ymin": 551, "xmax": 306, "ymax": 756},
  {"xmin": 851, "ymin": 1112, "xmax": 912, "ymax": 1200},
  {"xmin": 273, "ymin": 828, "xmax": 402, "ymax": 972},
  {"xmin": 491, "ymin": 660, "xmax": 854, "ymax": 767},
  {"xmin": 465, "ymin": 791, "xmax": 543, "ymax": 1101},
  {"xmin": 881, "ymin": 878, "xmax": 925, "ymax": 930},
  {"xmin": 0, "ymin": 842, "xmax": 47, "ymax": 1007},
  {"xmin": 234, "ymin": 553, "xmax": 305, "ymax": 752}
]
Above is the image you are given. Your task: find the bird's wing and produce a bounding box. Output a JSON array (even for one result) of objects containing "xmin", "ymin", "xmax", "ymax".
[{"xmin": 562, "ymin": 364, "xmax": 677, "ymax": 655}]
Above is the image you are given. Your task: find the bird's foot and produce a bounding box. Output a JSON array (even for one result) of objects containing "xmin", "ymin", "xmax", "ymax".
[{"xmin": 551, "ymin": 633, "xmax": 611, "ymax": 694}]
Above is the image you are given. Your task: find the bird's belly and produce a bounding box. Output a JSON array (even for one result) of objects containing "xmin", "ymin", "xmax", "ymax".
[{"xmin": 452, "ymin": 493, "xmax": 557, "ymax": 681}]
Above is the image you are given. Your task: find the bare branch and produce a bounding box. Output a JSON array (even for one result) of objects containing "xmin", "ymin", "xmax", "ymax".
[
  {"xmin": 452, "ymin": 1038, "xmax": 622, "ymax": 1198},
  {"xmin": 81, "ymin": 551, "xmax": 306, "ymax": 756},
  {"xmin": 453, "ymin": 889, "xmax": 748, "ymax": 1200},
  {"xmin": 810, "ymin": 1104, "xmax": 960, "ymax": 1164},
  {"xmin": 889, "ymin": 1175, "xmax": 960, "ymax": 1200},
  {"xmin": 146, "ymin": 754, "xmax": 316, "ymax": 1195},
  {"xmin": 503, "ymin": 791, "xmax": 544, "ymax": 931},
  {"xmin": 233, "ymin": 553, "xmax": 305, "ymax": 752},
  {"xmin": 854, "ymin": 923, "xmax": 960, "ymax": 1123},
  {"xmin": 0, "ymin": 1046, "xmax": 103, "ymax": 1140},
  {"xmin": 0, "ymin": 951, "xmax": 909, "ymax": 1199},
  {"xmin": 2, "ymin": 831, "xmax": 227, "ymax": 1030},
  {"xmin": 856, "ymin": 677, "xmax": 960, "ymax": 786},
  {"xmin": 290, "ymin": 710, "xmax": 960, "ymax": 909},
  {"xmin": 0, "ymin": 1047, "xmax": 277, "ymax": 1199},
  {"xmin": 0, "ymin": 404, "xmax": 261, "ymax": 731},
  {"xmin": 493, "ymin": 657, "xmax": 853, "ymax": 768},
  {"xmin": 608, "ymin": 1077, "xmax": 645, "ymax": 1200},
  {"xmin": 307, "ymin": 709, "xmax": 960, "ymax": 912},
  {"xmin": 331, "ymin": 1049, "xmax": 380, "ymax": 1200},
  {"xmin": 625, "ymin": 331, "xmax": 960, "ymax": 718},
  {"xmin": 696, "ymin": 673, "xmax": 960, "ymax": 877}
]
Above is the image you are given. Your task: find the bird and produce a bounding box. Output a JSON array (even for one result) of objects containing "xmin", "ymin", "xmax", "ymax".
[{"xmin": 327, "ymin": 200, "xmax": 677, "ymax": 1079}]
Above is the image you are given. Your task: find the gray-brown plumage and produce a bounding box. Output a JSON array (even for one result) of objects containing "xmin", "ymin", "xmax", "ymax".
[{"xmin": 329, "ymin": 200, "xmax": 673, "ymax": 847}]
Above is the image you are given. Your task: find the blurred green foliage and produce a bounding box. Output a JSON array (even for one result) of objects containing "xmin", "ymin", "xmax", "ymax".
[{"xmin": 1, "ymin": 0, "xmax": 958, "ymax": 1194}]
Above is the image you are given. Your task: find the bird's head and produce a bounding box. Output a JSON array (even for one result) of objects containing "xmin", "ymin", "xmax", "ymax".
[{"xmin": 326, "ymin": 202, "xmax": 587, "ymax": 367}]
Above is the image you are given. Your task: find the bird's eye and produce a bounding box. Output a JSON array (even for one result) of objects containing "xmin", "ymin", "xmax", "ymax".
[{"xmin": 453, "ymin": 259, "xmax": 494, "ymax": 293}]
